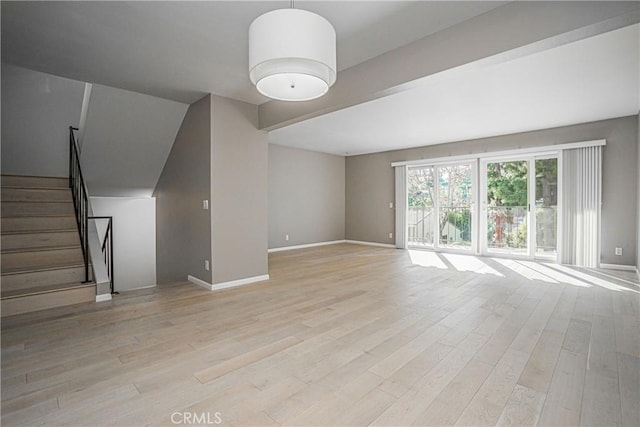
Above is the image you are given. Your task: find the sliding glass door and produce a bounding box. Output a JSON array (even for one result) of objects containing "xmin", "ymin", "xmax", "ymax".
[
  {"xmin": 437, "ymin": 164, "xmax": 473, "ymax": 250},
  {"xmin": 407, "ymin": 162, "xmax": 475, "ymax": 251},
  {"xmin": 407, "ymin": 166, "xmax": 435, "ymax": 246},
  {"xmin": 480, "ymin": 156, "xmax": 558, "ymax": 259},
  {"xmin": 407, "ymin": 156, "xmax": 557, "ymax": 260},
  {"xmin": 484, "ymin": 159, "xmax": 530, "ymax": 255}
]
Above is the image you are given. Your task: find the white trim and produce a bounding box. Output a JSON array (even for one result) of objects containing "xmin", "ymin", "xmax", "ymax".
[
  {"xmin": 391, "ymin": 139, "xmax": 606, "ymax": 167},
  {"xmin": 599, "ymin": 263, "xmax": 638, "ymax": 272},
  {"xmin": 95, "ymin": 294, "xmax": 112, "ymax": 302},
  {"xmin": 188, "ymin": 275, "xmax": 214, "ymax": 290},
  {"xmin": 213, "ymin": 275, "xmax": 270, "ymax": 291},
  {"xmin": 345, "ymin": 240, "xmax": 396, "ymax": 248},
  {"xmin": 268, "ymin": 240, "xmax": 345, "ymax": 253},
  {"xmin": 188, "ymin": 274, "xmax": 270, "ymax": 291}
]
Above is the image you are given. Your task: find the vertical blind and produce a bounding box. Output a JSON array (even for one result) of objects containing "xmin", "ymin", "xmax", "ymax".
[{"xmin": 560, "ymin": 145, "xmax": 602, "ymax": 267}]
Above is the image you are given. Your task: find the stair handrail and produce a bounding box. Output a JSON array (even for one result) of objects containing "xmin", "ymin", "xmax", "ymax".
[
  {"xmin": 69, "ymin": 126, "xmax": 90, "ymax": 283},
  {"xmin": 68, "ymin": 126, "xmax": 114, "ymax": 295},
  {"xmin": 88, "ymin": 216, "xmax": 115, "ymax": 294}
]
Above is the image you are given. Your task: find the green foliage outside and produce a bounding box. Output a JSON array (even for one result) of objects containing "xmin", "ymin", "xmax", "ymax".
[{"xmin": 407, "ymin": 159, "xmax": 557, "ymax": 250}]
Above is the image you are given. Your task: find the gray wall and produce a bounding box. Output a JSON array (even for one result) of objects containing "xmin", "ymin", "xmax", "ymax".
[
  {"xmin": 637, "ymin": 112, "xmax": 640, "ymax": 270},
  {"xmin": 1, "ymin": 63, "xmax": 84, "ymax": 177},
  {"xmin": 82, "ymin": 84, "xmax": 188, "ymax": 197},
  {"xmin": 268, "ymin": 144, "xmax": 345, "ymax": 249},
  {"xmin": 346, "ymin": 116, "xmax": 638, "ymax": 266},
  {"xmin": 154, "ymin": 95, "xmax": 212, "ymax": 284},
  {"xmin": 210, "ymin": 95, "xmax": 268, "ymax": 284}
]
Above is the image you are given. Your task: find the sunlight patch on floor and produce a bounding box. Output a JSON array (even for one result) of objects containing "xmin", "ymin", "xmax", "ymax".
[
  {"xmin": 408, "ymin": 250, "xmax": 448, "ymax": 269},
  {"xmin": 442, "ymin": 253, "xmax": 503, "ymax": 276},
  {"xmin": 492, "ymin": 258, "xmax": 559, "ymax": 283},
  {"xmin": 546, "ymin": 263, "xmax": 639, "ymax": 293}
]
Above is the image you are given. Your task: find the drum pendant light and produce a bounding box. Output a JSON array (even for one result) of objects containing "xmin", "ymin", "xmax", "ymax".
[{"xmin": 249, "ymin": 8, "xmax": 336, "ymax": 101}]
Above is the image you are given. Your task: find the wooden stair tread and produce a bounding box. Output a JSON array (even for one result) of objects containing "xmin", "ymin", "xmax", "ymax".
[
  {"xmin": 1, "ymin": 244, "xmax": 81, "ymax": 255},
  {"xmin": 1, "ymin": 200, "xmax": 73, "ymax": 204},
  {"xmin": 1, "ymin": 185, "xmax": 70, "ymax": 190},
  {"xmin": 1, "ymin": 262, "xmax": 86, "ymax": 275},
  {"xmin": 1, "ymin": 175, "xmax": 68, "ymax": 188},
  {"xmin": 2, "ymin": 229, "xmax": 78, "ymax": 236},
  {"xmin": 1, "ymin": 214, "xmax": 76, "ymax": 220},
  {"xmin": 1, "ymin": 282, "xmax": 95, "ymax": 299},
  {"xmin": 1, "ymin": 228, "xmax": 77, "ymax": 235}
]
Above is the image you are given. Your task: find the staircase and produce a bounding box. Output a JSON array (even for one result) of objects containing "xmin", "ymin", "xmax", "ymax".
[{"xmin": 1, "ymin": 175, "xmax": 95, "ymax": 316}]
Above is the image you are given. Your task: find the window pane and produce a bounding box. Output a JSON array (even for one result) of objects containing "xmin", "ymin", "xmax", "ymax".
[
  {"xmin": 535, "ymin": 158, "xmax": 558, "ymax": 257},
  {"xmin": 486, "ymin": 160, "xmax": 528, "ymax": 253},
  {"xmin": 407, "ymin": 166, "xmax": 435, "ymax": 246},
  {"xmin": 438, "ymin": 164, "xmax": 473, "ymax": 249}
]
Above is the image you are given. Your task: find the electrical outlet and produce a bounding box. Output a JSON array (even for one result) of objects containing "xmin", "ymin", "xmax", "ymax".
[
  {"xmin": 389, "ymin": 232, "xmax": 393, "ymax": 239},
  {"xmin": 285, "ymin": 234, "xmax": 289, "ymax": 241},
  {"xmin": 203, "ymin": 199, "xmax": 209, "ymax": 210},
  {"xmin": 615, "ymin": 247, "xmax": 623, "ymax": 256},
  {"xmin": 204, "ymin": 260, "xmax": 210, "ymax": 271},
  {"xmin": 389, "ymin": 202, "xmax": 393, "ymax": 209}
]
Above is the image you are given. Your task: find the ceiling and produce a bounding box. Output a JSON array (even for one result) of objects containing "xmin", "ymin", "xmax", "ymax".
[
  {"xmin": 1, "ymin": 1, "xmax": 505, "ymax": 105},
  {"xmin": 2, "ymin": 1, "xmax": 638, "ymax": 158},
  {"xmin": 270, "ymin": 23, "xmax": 640, "ymax": 155}
]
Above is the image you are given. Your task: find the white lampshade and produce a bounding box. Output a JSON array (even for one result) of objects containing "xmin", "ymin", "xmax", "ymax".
[{"xmin": 249, "ymin": 9, "xmax": 336, "ymax": 102}]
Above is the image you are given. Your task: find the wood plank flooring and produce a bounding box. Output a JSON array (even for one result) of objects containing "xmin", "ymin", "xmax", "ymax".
[{"xmin": 1, "ymin": 243, "xmax": 639, "ymax": 426}]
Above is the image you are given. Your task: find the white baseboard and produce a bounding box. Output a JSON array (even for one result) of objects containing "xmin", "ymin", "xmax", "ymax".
[
  {"xmin": 345, "ymin": 240, "xmax": 396, "ymax": 249},
  {"xmin": 188, "ymin": 274, "xmax": 270, "ymax": 291},
  {"xmin": 268, "ymin": 240, "xmax": 346, "ymax": 253},
  {"xmin": 213, "ymin": 274, "xmax": 270, "ymax": 290},
  {"xmin": 95, "ymin": 294, "xmax": 112, "ymax": 302},
  {"xmin": 599, "ymin": 263, "xmax": 637, "ymax": 272},
  {"xmin": 188, "ymin": 275, "xmax": 214, "ymax": 290}
]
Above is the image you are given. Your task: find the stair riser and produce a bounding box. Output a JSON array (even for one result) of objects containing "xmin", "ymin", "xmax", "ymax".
[
  {"xmin": 1, "ymin": 216, "xmax": 77, "ymax": 233},
  {"xmin": 1, "ymin": 202, "xmax": 75, "ymax": 217},
  {"xmin": 1, "ymin": 248, "xmax": 84, "ymax": 273},
  {"xmin": 1, "ymin": 188, "xmax": 72, "ymax": 202},
  {"xmin": 1, "ymin": 232, "xmax": 80, "ymax": 251},
  {"xmin": 1, "ymin": 286, "xmax": 95, "ymax": 317},
  {"xmin": 1, "ymin": 175, "xmax": 68, "ymax": 189},
  {"xmin": 1, "ymin": 267, "xmax": 87, "ymax": 291}
]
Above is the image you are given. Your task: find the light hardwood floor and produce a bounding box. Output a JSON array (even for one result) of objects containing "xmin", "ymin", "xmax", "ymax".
[{"xmin": 1, "ymin": 243, "xmax": 639, "ymax": 426}]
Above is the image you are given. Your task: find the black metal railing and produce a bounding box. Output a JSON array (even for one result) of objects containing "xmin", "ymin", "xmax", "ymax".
[
  {"xmin": 69, "ymin": 126, "xmax": 90, "ymax": 283},
  {"xmin": 89, "ymin": 216, "xmax": 115, "ymax": 294},
  {"xmin": 69, "ymin": 126, "xmax": 115, "ymax": 293}
]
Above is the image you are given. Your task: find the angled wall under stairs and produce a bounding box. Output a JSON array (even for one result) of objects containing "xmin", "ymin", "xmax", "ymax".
[{"xmin": 1, "ymin": 175, "xmax": 96, "ymax": 316}]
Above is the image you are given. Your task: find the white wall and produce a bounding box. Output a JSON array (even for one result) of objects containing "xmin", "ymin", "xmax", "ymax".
[
  {"xmin": 1, "ymin": 63, "xmax": 85, "ymax": 177},
  {"xmin": 90, "ymin": 197, "xmax": 157, "ymax": 292}
]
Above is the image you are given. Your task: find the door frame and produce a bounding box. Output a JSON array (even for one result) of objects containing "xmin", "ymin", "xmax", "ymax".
[
  {"xmin": 479, "ymin": 154, "xmax": 559, "ymax": 261},
  {"xmin": 406, "ymin": 161, "xmax": 477, "ymax": 254}
]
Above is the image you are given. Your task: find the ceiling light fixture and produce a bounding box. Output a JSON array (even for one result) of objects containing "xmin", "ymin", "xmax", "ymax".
[{"xmin": 248, "ymin": 3, "xmax": 336, "ymax": 102}]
